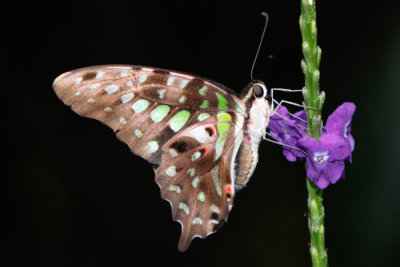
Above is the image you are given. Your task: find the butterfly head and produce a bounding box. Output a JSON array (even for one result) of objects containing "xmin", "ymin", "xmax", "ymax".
[
  {"xmin": 250, "ymin": 81, "xmax": 268, "ymax": 98},
  {"xmin": 240, "ymin": 80, "xmax": 271, "ymax": 110}
]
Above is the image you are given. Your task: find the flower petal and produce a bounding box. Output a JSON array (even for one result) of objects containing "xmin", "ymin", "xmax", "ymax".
[
  {"xmin": 315, "ymin": 173, "xmax": 330, "ymax": 189},
  {"xmin": 324, "ymin": 160, "xmax": 345, "ymax": 184},
  {"xmin": 305, "ymin": 157, "xmax": 320, "ymax": 182},
  {"xmin": 293, "ymin": 110, "xmax": 308, "ymax": 129},
  {"xmin": 275, "ymin": 106, "xmax": 289, "ymax": 117},
  {"xmin": 283, "ymin": 149, "xmax": 298, "ymax": 162},
  {"xmin": 326, "ymin": 103, "xmax": 356, "ymax": 132},
  {"xmin": 319, "ymin": 134, "xmax": 351, "ymax": 161},
  {"xmin": 326, "ymin": 102, "xmax": 356, "ymax": 151},
  {"xmin": 306, "ymin": 157, "xmax": 336, "ymax": 189},
  {"xmin": 298, "ymin": 135, "xmax": 320, "ymax": 153}
]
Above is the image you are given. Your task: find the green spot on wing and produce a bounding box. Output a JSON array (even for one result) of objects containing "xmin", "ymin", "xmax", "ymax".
[
  {"xmin": 216, "ymin": 92, "xmax": 229, "ymax": 110},
  {"xmin": 217, "ymin": 112, "xmax": 232, "ymax": 122},
  {"xmin": 121, "ymin": 93, "xmax": 134, "ymax": 103},
  {"xmin": 214, "ymin": 134, "xmax": 226, "ymax": 161},
  {"xmin": 197, "ymin": 191, "xmax": 205, "ymax": 202},
  {"xmin": 211, "ymin": 204, "xmax": 220, "ymax": 214},
  {"xmin": 198, "ymin": 86, "xmax": 208, "ymax": 96},
  {"xmin": 200, "ymin": 100, "xmax": 209, "ymax": 108},
  {"xmin": 166, "ymin": 166, "xmax": 177, "ymax": 177},
  {"xmin": 157, "ymin": 89, "xmax": 166, "ymax": 98},
  {"xmin": 169, "ymin": 110, "xmax": 190, "ymax": 132},
  {"xmin": 147, "ymin": 141, "xmax": 159, "ymax": 153},
  {"xmin": 179, "ymin": 95, "xmax": 186, "ymax": 103},
  {"xmin": 104, "ymin": 84, "xmax": 120, "ymax": 94},
  {"xmin": 192, "ymin": 217, "xmax": 203, "ymax": 225},
  {"xmin": 132, "ymin": 99, "xmax": 150, "ymax": 113},
  {"xmin": 180, "ymin": 79, "xmax": 189, "ymax": 88},
  {"xmin": 218, "ymin": 134, "xmax": 227, "ymax": 142},
  {"xmin": 150, "ymin": 105, "xmax": 170, "ymax": 122},
  {"xmin": 192, "ymin": 176, "xmax": 200, "ymax": 188},
  {"xmin": 212, "ymin": 166, "xmax": 222, "ymax": 197},
  {"xmin": 169, "ymin": 185, "xmax": 181, "ymax": 193},
  {"xmin": 217, "ymin": 122, "xmax": 230, "ymax": 135},
  {"xmin": 191, "ymin": 151, "xmax": 201, "ymax": 162},
  {"xmin": 179, "ymin": 202, "xmax": 189, "ymax": 215},
  {"xmin": 198, "ymin": 113, "xmax": 210, "ymax": 121},
  {"xmin": 187, "ymin": 168, "xmax": 195, "ymax": 177},
  {"xmin": 134, "ymin": 129, "xmax": 142, "ymax": 138}
]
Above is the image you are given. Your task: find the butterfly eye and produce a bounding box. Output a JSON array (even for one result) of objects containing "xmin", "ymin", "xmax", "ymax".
[{"xmin": 252, "ymin": 84, "xmax": 265, "ymax": 98}]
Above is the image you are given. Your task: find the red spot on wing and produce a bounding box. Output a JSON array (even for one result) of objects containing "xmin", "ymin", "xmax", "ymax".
[
  {"xmin": 199, "ymin": 147, "xmax": 209, "ymax": 156},
  {"xmin": 226, "ymin": 185, "xmax": 233, "ymax": 195}
]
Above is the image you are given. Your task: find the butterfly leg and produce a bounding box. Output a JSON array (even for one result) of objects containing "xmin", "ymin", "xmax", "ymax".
[
  {"xmin": 263, "ymin": 132, "xmax": 308, "ymax": 156},
  {"xmin": 269, "ymin": 88, "xmax": 303, "ymax": 115},
  {"xmin": 270, "ymin": 88, "xmax": 320, "ymax": 110},
  {"xmin": 269, "ymin": 88, "xmax": 319, "ymax": 122},
  {"xmin": 270, "ymin": 99, "xmax": 320, "ymax": 132},
  {"xmin": 270, "ymin": 87, "xmax": 302, "ymax": 110}
]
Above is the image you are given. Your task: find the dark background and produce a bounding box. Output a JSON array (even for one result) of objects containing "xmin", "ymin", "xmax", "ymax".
[{"xmin": 2, "ymin": 0, "xmax": 400, "ymax": 266}]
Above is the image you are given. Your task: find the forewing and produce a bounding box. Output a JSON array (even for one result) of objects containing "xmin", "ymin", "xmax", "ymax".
[{"xmin": 53, "ymin": 65, "xmax": 245, "ymax": 165}]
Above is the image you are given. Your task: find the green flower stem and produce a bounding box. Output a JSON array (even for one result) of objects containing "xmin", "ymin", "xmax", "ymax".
[
  {"xmin": 299, "ymin": 0, "xmax": 327, "ymax": 266},
  {"xmin": 306, "ymin": 179, "xmax": 327, "ymax": 267}
]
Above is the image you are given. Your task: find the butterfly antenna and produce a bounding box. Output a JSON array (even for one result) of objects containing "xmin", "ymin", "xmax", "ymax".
[{"xmin": 250, "ymin": 12, "xmax": 269, "ymax": 81}]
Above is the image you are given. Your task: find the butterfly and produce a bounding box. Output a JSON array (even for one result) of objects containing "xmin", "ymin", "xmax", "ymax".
[{"xmin": 53, "ymin": 65, "xmax": 272, "ymax": 251}]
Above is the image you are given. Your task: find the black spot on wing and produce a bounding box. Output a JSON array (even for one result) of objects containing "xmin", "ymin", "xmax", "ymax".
[
  {"xmin": 199, "ymin": 148, "xmax": 207, "ymax": 156},
  {"xmin": 192, "ymin": 77, "xmax": 205, "ymax": 86},
  {"xmin": 153, "ymin": 69, "xmax": 170, "ymax": 75},
  {"xmin": 82, "ymin": 72, "xmax": 96, "ymax": 81},
  {"xmin": 152, "ymin": 164, "xmax": 159, "ymax": 170},
  {"xmin": 211, "ymin": 212, "xmax": 219, "ymax": 220},
  {"xmin": 205, "ymin": 127, "xmax": 213, "ymax": 136},
  {"xmin": 170, "ymin": 141, "xmax": 195, "ymax": 153},
  {"xmin": 212, "ymin": 220, "xmax": 225, "ymax": 232}
]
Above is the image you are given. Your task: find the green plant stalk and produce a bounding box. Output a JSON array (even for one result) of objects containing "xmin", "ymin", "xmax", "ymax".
[{"xmin": 299, "ymin": 0, "xmax": 327, "ymax": 266}]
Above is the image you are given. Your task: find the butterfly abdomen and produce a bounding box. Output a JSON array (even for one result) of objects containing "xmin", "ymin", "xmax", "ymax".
[{"xmin": 234, "ymin": 136, "xmax": 258, "ymax": 189}]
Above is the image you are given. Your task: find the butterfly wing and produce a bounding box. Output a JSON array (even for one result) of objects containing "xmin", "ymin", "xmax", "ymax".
[
  {"xmin": 53, "ymin": 65, "xmax": 246, "ymax": 250},
  {"xmin": 156, "ymin": 111, "xmax": 244, "ymax": 251}
]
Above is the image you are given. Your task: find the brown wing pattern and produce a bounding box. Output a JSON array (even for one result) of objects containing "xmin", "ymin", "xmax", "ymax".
[
  {"xmin": 155, "ymin": 115, "xmax": 243, "ymax": 251},
  {"xmin": 53, "ymin": 65, "xmax": 245, "ymax": 250}
]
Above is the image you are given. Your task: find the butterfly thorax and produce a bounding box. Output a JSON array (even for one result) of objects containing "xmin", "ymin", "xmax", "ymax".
[{"xmin": 235, "ymin": 81, "xmax": 271, "ymax": 189}]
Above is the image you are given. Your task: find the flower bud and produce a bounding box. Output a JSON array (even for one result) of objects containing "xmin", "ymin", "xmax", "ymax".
[
  {"xmin": 313, "ymin": 69, "xmax": 320, "ymax": 88},
  {"xmin": 317, "ymin": 47, "xmax": 322, "ymax": 68},
  {"xmin": 302, "ymin": 86, "xmax": 310, "ymax": 100},
  {"xmin": 311, "ymin": 21, "xmax": 318, "ymax": 41},
  {"xmin": 318, "ymin": 91, "xmax": 325, "ymax": 109},
  {"xmin": 303, "ymin": 41, "xmax": 310, "ymax": 62},
  {"xmin": 301, "ymin": 59, "xmax": 307, "ymax": 74}
]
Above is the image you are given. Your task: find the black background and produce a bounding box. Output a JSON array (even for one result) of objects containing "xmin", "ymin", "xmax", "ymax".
[{"xmin": 2, "ymin": 0, "xmax": 400, "ymax": 266}]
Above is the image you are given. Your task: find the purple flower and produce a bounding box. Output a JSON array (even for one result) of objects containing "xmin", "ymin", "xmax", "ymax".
[
  {"xmin": 268, "ymin": 106, "xmax": 306, "ymax": 161},
  {"xmin": 268, "ymin": 102, "xmax": 356, "ymax": 189},
  {"xmin": 292, "ymin": 110, "xmax": 308, "ymax": 130},
  {"xmin": 326, "ymin": 102, "xmax": 356, "ymax": 161},
  {"xmin": 298, "ymin": 134, "xmax": 351, "ymax": 189}
]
